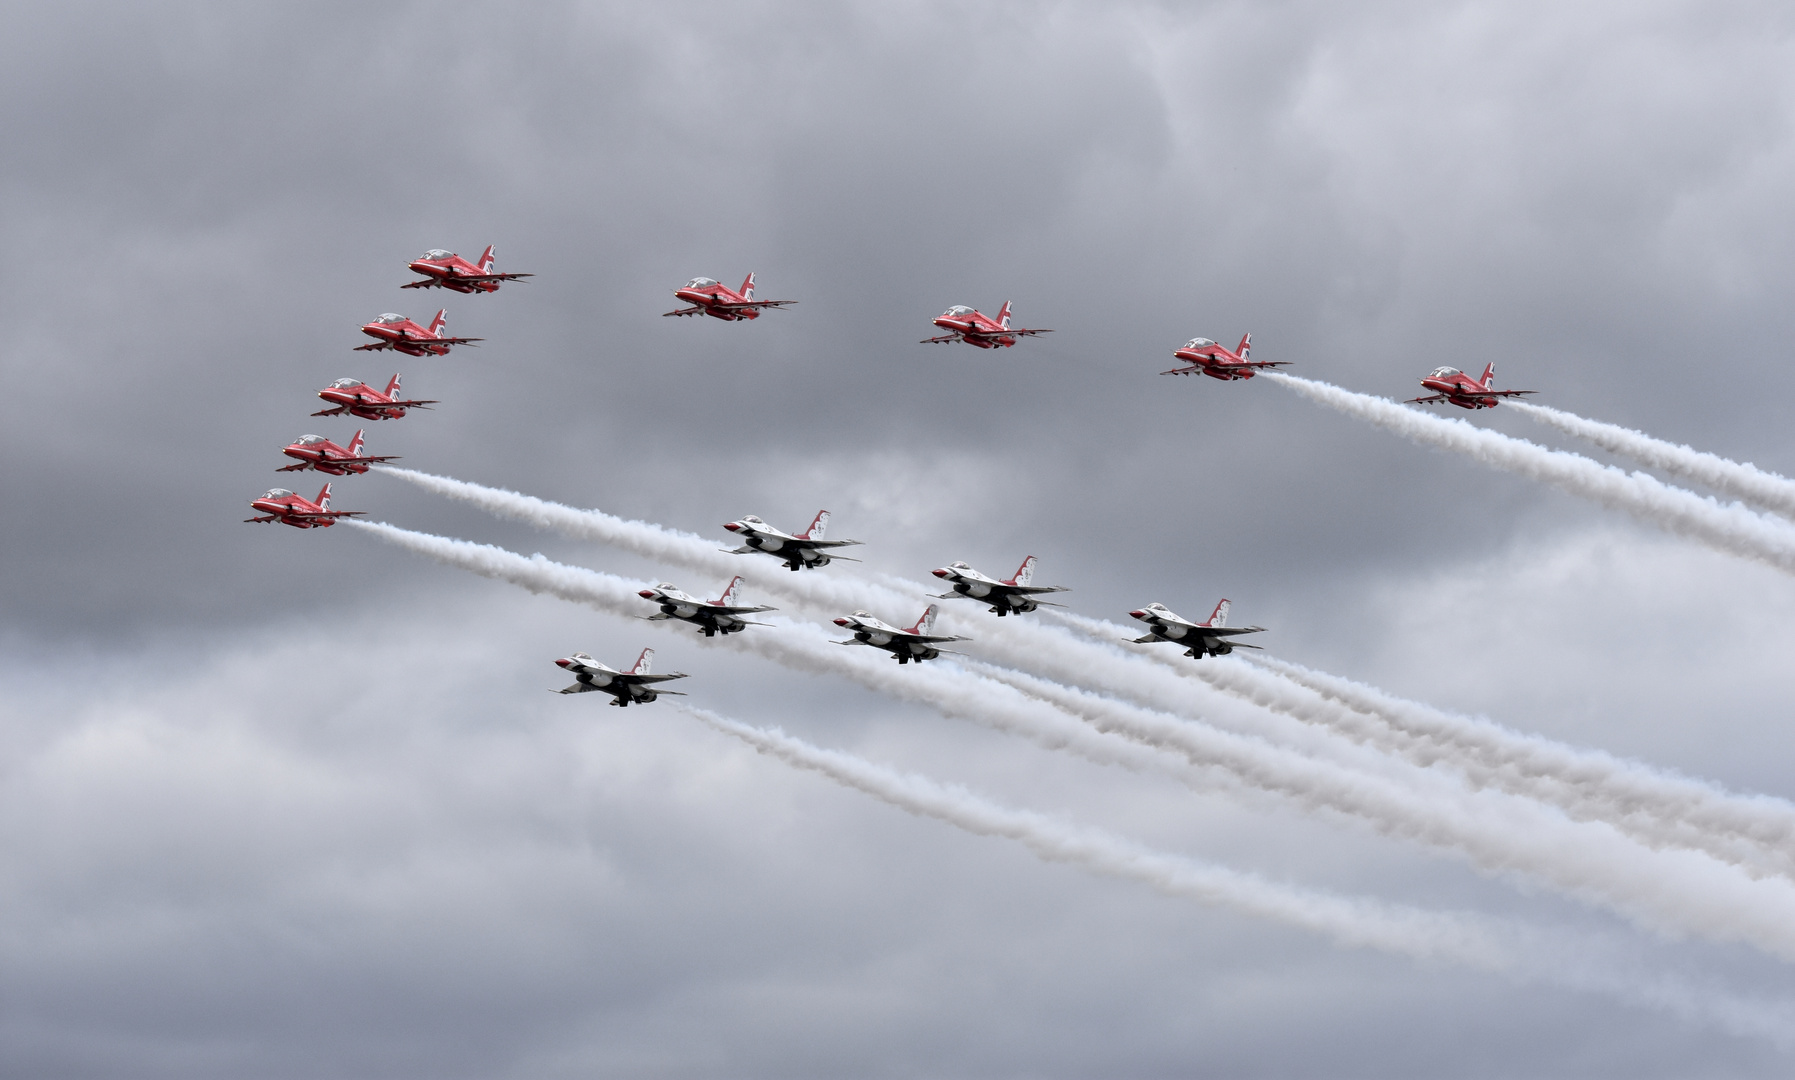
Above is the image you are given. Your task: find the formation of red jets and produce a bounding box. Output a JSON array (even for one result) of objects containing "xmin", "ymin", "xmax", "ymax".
[{"xmin": 245, "ymin": 247, "xmax": 1541, "ymax": 695}]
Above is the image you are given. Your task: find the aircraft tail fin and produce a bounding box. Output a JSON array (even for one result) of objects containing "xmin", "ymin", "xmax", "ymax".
[
  {"xmin": 478, "ymin": 245, "xmax": 495, "ymax": 273},
  {"xmin": 346, "ymin": 429, "xmax": 366, "ymax": 457},
  {"xmin": 908, "ymin": 604, "xmax": 940, "ymax": 636},
  {"xmin": 800, "ymin": 510, "xmax": 829, "ymax": 540},
  {"xmin": 1237, "ymin": 332, "xmax": 1252, "ymax": 360},
  {"xmin": 383, "ymin": 373, "xmax": 403, "ymax": 397},
  {"xmin": 1008, "ymin": 555, "xmax": 1037, "ymax": 586},
  {"xmin": 715, "ymin": 575, "xmax": 744, "ymax": 607},
  {"xmin": 428, "ymin": 309, "xmax": 447, "ymax": 336},
  {"xmin": 1480, "ymin": 362, "xmax": 1496, "ymax": 388},
  {"xmin": 630, "ymin": 648, "xmax": 654, "ymax": 675},
  {"xmin": 997, "ymin": 300, "xmax": 1013, "ymax": 328},
  {"xmin": 1207, "ymin": 599, "xmax": 1231, "ymax": 627},
  {"xmin": 740, "ymin": 272, "xmax": 755, "ymax": 300},
  {"xmin": 315, "ymin": 483, "xmax": 333, "ymax": 510}
]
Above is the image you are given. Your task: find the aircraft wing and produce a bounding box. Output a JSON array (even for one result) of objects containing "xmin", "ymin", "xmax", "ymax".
[
  {"xmin": 1485, "ymin": 388, "xmax": 1538, "ymax": 397},
  {"xmin": 432, "ymin": 336, "xmax": 483, "ymax": 346},
  {"xmin": 1404, "ymin": 393, "xmax": 1451, "ymax": 404},
  {"xmin": 800, "ymin": 539, "xmax": 864, "ymax": 550},
  {"xmin": 714, "ymin": 604, "xmax": 778, "ymax": 615},
  {"xmin": 1008, "ymin": 584, "xmax": 1071, "ymax": 596},
  {"xmin": 900, "ymin": 633, "xmax": 971, "ymax": 645},
  {"xmin": 461, "ymin": 272, "xmax": 534, "ymax": 283},
  {"xmin": 624, "ymin": 672, "xmax": 690, "ymax": 686},
  {"xmin": 920, "ymin": 334, "xmax": 963, "ymax": 344},
  {"xmin": 1204, "ymin": 625, "xmax": 1267, "ymax": 637},
  {"xmin": 709, "ymin": 299, "xmax": 796, "ymax": 310},
  {"xmin": 310, "ymin": 402, "xmax": 436, "ymax": 415},
  {"xmin": 968, "ymin": 327, "xmax": 1052, "ymax": 338},
  {"xmin": 662, "ymin": 306, "xmax": 706, "ymax": 317}
]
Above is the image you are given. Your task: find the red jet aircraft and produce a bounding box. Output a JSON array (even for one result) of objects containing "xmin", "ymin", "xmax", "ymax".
[
  {"xmin": 277, "ymin": 430, "xmax": 399, "ymax": 476},
  {"xmin": 664, "ymin": 273, "xmax": 796, "ymax": 320},
  {"xmin": 922, "ymin": 302, "xmax": 1051, "ymax": 349},
  {"xmin": 1407, "ymin": 363, "xmax": 1537, "ymax": 410},
  {"xmin": 244, "ymin": 483, "xmax": 364, "ymax": 529},
  {"xmin": 403, "ymin": 245, "xmax": 533, "ymax": 293},
  {"xmin": 312, "ymin": 374, "xmax": 437, "ymax": 421},
  {"xmin": 355, "ymin": 309, "xmax": 482, "ymax": 355},
  {"xmin": 1161, "ymin": 333, "xmax": 1287, "ymax": 380}
]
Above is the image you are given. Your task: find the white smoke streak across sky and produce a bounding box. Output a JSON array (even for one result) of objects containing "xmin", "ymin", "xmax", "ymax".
[
  {"xmin": 340, "ymin": 520, "xmax": 1795, "ymax": 965},
  {"xmin": 684, "ymin": 706, "xmax": 1795, "ymax": 1045},
  {"xmin": 1041, "ymin": 610, "xmax": 1795, "ymax": 883},
  {"xmin": 1509, "ymin": 400, "xmax": 1795, "ymax": 522},
  {"xmin": 1260, "ymin": 373, "xmax": 1795, "ymax": 577},
  {"xmin": 380, "ymin": 469, "xmax": 1795, "ymax": 885}
]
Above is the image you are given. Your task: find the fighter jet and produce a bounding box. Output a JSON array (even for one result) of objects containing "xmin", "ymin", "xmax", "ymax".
[
  {"xmin": 1161, "ymin": 332, "xmax": 1287, "ymax": 380},
  {"xmin": 930, "ymin": 556, "xmax": 1069, "ymax": 616},
  {"xmin": 638, "ymin": 576, "xmax": 776, "ymax": 637},
  {"xmin": 663, "ymin": 273, "xmax": 796, "ymax": 320},
  {"xmin": 1127, "ymin": 599, "xmax": 1266, "ymax": 659},
  {"xmin": 1407, "ymin": 363, "xmax": 1536, "ymax": 410},
  {"xmin": 312, "ymin": 374, "xmax": 437, "ymax": 420},
  {"xmin": 722, "ymin": 511, "xmax": 863, "ymax": 571},
  {"xmin": 922, "ymin": 301, "xmax": 1052, "ymax": 349},
  {"xmin": 834, "ymin": 604, "xmax": 969, "ymax": 664},
  {"xmin": 277, "ymin": 430, "xmax": 399, "ymax": 475},
  {"xmin": 355, "ymin": 309, "xmax": 482, "ymax": 356},
  {"xmin": 243, "ymin": 483, "xmax": 364, "ymax": 529},
  {"xmin": 553, "ymin": 648, "xmax": 687, "ymax": 706},
  {"xmin": 402, "ymin": 246, "xmax": 533, "ymax": 293}
]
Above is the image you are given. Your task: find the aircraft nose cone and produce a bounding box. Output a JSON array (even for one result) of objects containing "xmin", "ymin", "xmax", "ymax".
[
  {"xmin": 930, "ymin": 569, "xmax": 949, "ymax": 578},
  {"xmin": 1128, "ymin": 610, "xmax": 1147, "ymax": 620},
  {"xmin": 833, "ymin": 618, "xmax": 851, "ymax": 626},
  {"xmin": 555, "ymin": 658, "xmax": 572, "ymax": 668},
  {"xmin": 722, "ymin": 522, "xmax": 740, "ymax": 532},
  {"xmin": 637, "ymin": 590, "xmax": 656, "ymax": 599}
]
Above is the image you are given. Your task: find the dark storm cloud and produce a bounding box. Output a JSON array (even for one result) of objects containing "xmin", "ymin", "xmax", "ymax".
[{"xmin": 7, "ymin": 1, "xmax": 1795, "ymax": 1076}]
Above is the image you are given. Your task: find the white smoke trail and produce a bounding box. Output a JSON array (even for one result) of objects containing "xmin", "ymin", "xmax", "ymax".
[
  {"xmin": 343, "ymin": 520, "xmax": 1795, "ymax": 962},
  {"xmin": 684, "ymin": 705, "xmax": 1795, "ymax": 1044},
  {"xmin": 1510, "ymin": 400, "xmax": 1795, "ymax": 522},
  {"xmin": 1262, "ymin": 372, "xmax": 1795, "ymax": 576},
  {"xmin": 1042, "ymin": 608, "xmax": 1795, "ymax": 881}
]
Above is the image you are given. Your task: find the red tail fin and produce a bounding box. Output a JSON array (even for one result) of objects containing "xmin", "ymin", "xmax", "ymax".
[
  {"xmin": 1479, "ymin": 362, "xmax": 1496, "ymax": 388},
  {"xmin": 740, "ymin": 272, "xmax": 755, "ymax": 299},
  {"xmin": 383, "ymin": 374, "xmax": 402, "ymax": 397},
  {"xmin": 997, "ymin": 300, "xmax": 1012, "ymax": 328},
  {"xmin": 630, "ymin": 648, "xmax": 654, "ymax": 675},
  {"xmin": 906, "ymin": 604, "xmax": 940, "ymax": 636},
  {"xmin": 315, "ymin": 483, "xmax": 333, "ymax": 510},
  {"xmin": 428, "ymin": 309, "xmax": 447, "ymax": 336},
  {"xmin": 346, "ymin": 429, "xmax": 366, "ymax": 457},
  {"xmin": 715, "ymin": 576, "xmax": 744, "ymax": 607},
  {"xmin": 799, "ymin": 510, "xmax": 829, "ymax": 540},
  {"xmin": 1236, "ymin": 333, "xmax": 1251, "ymax": 360},
  {"xmin": 1008, "ymin": 555, "xmax": 1037, "ymax": 586},
  {"xmin": 478, "ymin": 245, "xmax": 495, "ymax": 273},
  {"xmin": 1205, "ymin": 599, "xmax": 1231, "ymax": 627}
]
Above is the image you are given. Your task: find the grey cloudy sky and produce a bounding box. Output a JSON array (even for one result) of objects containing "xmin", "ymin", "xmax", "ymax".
[{"xmin": 6, "ymin": 2, "xmax": 1795, "ymax": 1075}]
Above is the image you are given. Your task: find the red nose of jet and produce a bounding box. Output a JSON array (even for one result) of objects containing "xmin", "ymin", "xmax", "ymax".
[
  {"xmin": 1128, "ymin": 610, "xmax": 1148, "ymax": 620},
  {"xmin": 833, "ymin": 618, "xmax": 851, "ymax": 627},
  {"xmin": 930, "ymin": 569, "xmax": 949, "ymax": 578},
  {"xmin": 637, "ymin": 589, "xmax": 656, "ymax": 599},
  {"xmin": 722, "ymin": 522, "xmax": 741, "ymax": 532},
  {"xmin": 555, "ymin": 658, "xmax": 572, "ymax": 668}
]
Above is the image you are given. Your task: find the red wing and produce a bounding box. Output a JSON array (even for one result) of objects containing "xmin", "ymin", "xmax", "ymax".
[
  {"xmin": 967, "ymin": 327, "xmax": 1051, "ymax": 337},
  {"xmin": 1405, "ymin": 393, "xmax": 1450, "ymax": 404},
  {"xmin": 920, "ymin": 334, "xmax": 962, "ymax": 344},
  {"xmin": 707, "ymin": 299, "xmax": 796, "ymax": 310},
  {"xmin": 429, "ymin": 336, "xmax": 483, "ymax": 346},
  {"xmin": 460, "ymin": 272, "xmax": 533, "ymax": 282},
  {"xmin": 663, "ymin": 306, "xmax": 705, "ymax": 317}
]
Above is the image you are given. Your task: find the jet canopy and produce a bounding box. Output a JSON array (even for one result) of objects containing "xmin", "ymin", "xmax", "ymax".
[
  {"xmin": 739, "ymin": 515, "xmax": 766, "ymax": 526},
  {"xmin": 654, "ymin": 582, "xmax": 678, "ymax": 591},
  {"xmin": 1429, "ymin": 367, "xmax": 1461, "ymax": 378},
  {"xmin": 944, "ymin": 305, "xmax": 975, "ymax": 316},
  {"xmin": 686, "ymin": 278, "xmax": 719, "ymax": 288},
  {"xmin": 373, "ymin": 313, "xmax": 406, "ymax": 324},
  {"xmin": 948, "ymin": 561, "xmax": 972, "ymax": 570},
  {"xmin": 295, "ymin": 435, "xmax": 326, "ymax": 445},
  {"xmin": 1184, "ymin": 338, "xmax": 1216, "ymax": 349},
  {"xmin": 262, "ymin": 488, "xmax": 295, "ymax": 499},
  {"xmin": 329, "ymin": 378, "xmax": 362, "ymax": 388},
  {"xmin": 420, "ymin": 249, "xmax": 453, "ymax": 260}
]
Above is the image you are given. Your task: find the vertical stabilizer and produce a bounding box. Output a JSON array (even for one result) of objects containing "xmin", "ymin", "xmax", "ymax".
[
  {"xmin": 315, "ymin": 483, "xmax": 333, "ymax": 510},
  {"xmin": 383, "ymin": 374, "xmax": 403, "ymax": 397},
  {"xmin": 909, "ymin": 604, "xmax": 940, "ymax": 636},
  {"xmin": 1236, "ymin": 332, "xmax": 1252, "ymax": 360},
  {"xmin": 740, "ymin": 272, "xmax": 756, "ymax": 299},
  {"xmin": 428, "ymin": 309, "xmax": 448, "ymax": 336},
  {"xmin": 346, "ymin": 430, "xmax": 366, "ymax": 457},
  {"xmin": 1480, "ymin": 362, "xmax": 1496, "ymax": 388},
  {"xmin": 630, "ymin": 648, "xmax": 654, "ymax": 675},
  {"xmin": 997, "ymin": 300, "xmax": 1013, "ymax": 328},
  {"xmin": 1206, "ymin": 599, "xmax": 1231, "ymax": 627},
  {"xmin": 478, "ymin": 245, "xmax": 495, "ymax": 273},
  {"xmin": 1009, "ymin": 555, "xmax": 1037, "ymax": 586},
  {"xmin": 800, "ymin": 510, "xmax": 830, "ymax": 540},
  {"xmin": 715, "ymin": 576, "xmax": 744, "ymax": 607}
]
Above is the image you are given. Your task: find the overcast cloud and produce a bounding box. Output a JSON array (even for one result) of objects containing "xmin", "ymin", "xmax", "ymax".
[{"xmin": 5, "ymin": 2, "xmax": 1795, "ymax": 1076}]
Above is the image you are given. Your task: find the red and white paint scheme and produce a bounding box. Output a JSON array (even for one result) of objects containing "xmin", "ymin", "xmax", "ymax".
[
  {"xmin": 243, "ymin": 483, "xmax": 364, "ymax": 529},
  {"xmin": 1127, "ymin": 599, "xmax": 1266, "ymax": 659},
  {"xmin": 930, "ymin": 556, "xmax": 1070, "ymax": 617},
  {"xmin": 1162, "ymin": 332, "xmax": 1287, "ymax": 380},
  {"xmin": 921, "ymin": 301, "xmax": 1052, "ymax": 349},
  {"xmin": 833, "ymin": 604, "xmax": 969, "ymax": 664},
  {"xmin": 722, "ymin": 511, "xmax": 863, "ymax": 572},
  {"xmin": 276, "ymin": 429, "xmax": 399, "ymax": 476},
  {"xmin": 663, "ymin": 273, "xmax": 796, "ymax": 320},
  {"xmin": 312, "ymin": 374, "xmax": 437, "ymax": 421},
  {"xmin": 638, "ymin": 576, "xmax": 777, "ymax": 637},
  {"xmin": 355, "ymin": 309, "xmax": 482, "ymax": 356},
  {"xmin": 554, "ymin": 648, "xmax": 688, "ymax": 706},
  {"xmin": 1406, "ymin": 363, "xmax": 1537, "ymax": 410},
  {"xmin": 402, "ymin": 245, "xmax": 533, "ymax": 293}
]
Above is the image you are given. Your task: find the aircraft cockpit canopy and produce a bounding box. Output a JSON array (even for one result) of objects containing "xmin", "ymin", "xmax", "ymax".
[
  {"xmin": 329, "ymin": 378, "xmax": 362, "ymax": 388},
  {"xmin": 295, "ymin": 435, "xmax": 326, "ymax": 445},
  {"xmin": 262, "ymin": 488, "xmax": 295, "ymax": 500},
  {"xmin": 944, "ymin": 305, "xmax": 975, "ymax": 316},
  {"xmin": 949, "ymin": 561, "xmax": 971, "ymax": 570},
  {"xmin": 740, "ymin": 515, "xmax": 766, "ymax": 525},
  {"xmin": 1429, "ymin": 367, "xmax": 1461, "ymax": 378},
  {"xmin": 686, "ymin": 277, "xmax": 719, "ymax": 289},
  {"xmin": 374, "ymin": 313, "xmax": 406, "ymax": 324},
  {"xmin": 420, "ymin": 249, "xmax": 454, "ymax": 260},
  {"xmin": 1184, "ymin": 338, "xmax": 1216, "ymax": 349},
  {"xmin": 852, "ymin": 610, "xmax": 874, "ymax": 618},
  {"xmin": 655, "ymin": 582, "xmax": 677, "ymax": 591}
]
